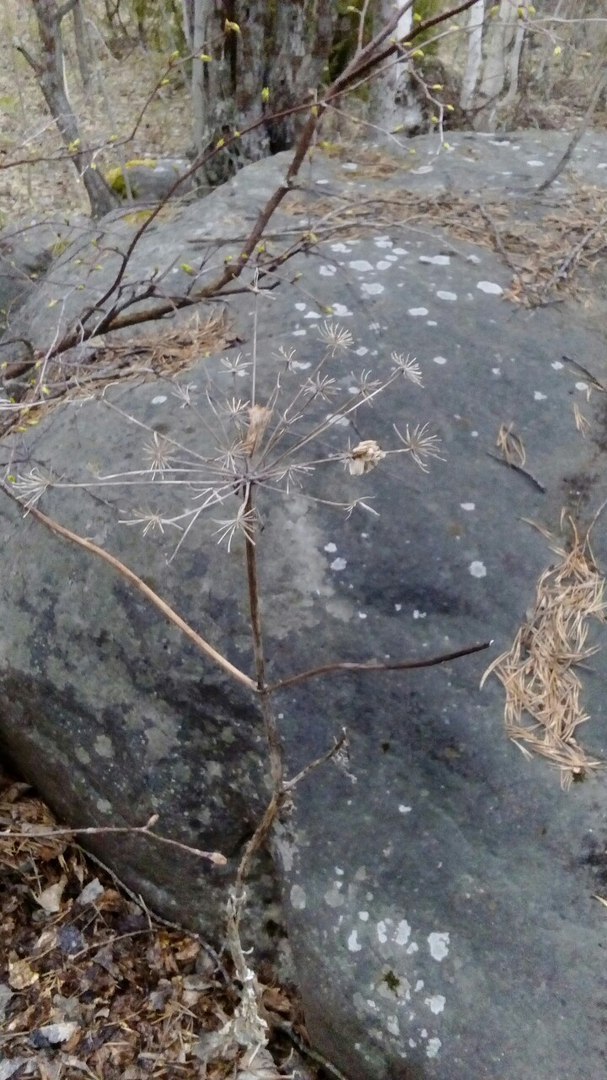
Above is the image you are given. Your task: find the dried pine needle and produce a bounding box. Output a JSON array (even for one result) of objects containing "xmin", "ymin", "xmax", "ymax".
[{"xmin": 481, "ymin": 517, "xmax": 606, "ymax": 788}]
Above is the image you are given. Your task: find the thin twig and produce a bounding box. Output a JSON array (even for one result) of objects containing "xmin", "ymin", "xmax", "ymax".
[
  {"xmin": 561, "ymin": 354, "xmax": 607, "ymax": 393},
  {"xmin": 486, "ymin": 451, "xmax": 546, "ymax": 494},
  {"xmin": 0, "ymin": 483, "xmax": 257, "ymax": 691},
  {"xmin": 268, "ymin": 641, "xmax": 491, "ymax": 694},
  {"xmin": 536, "ymin": 66, "xmax": 607, "ymax": 194},
  {"xmin": 284, "ymin": 729, "xmax": 348, "ymax": 792},
  {"xmin": 539, "ymin": 214, "xmax": 607, "ymax": 298},
  {"xmin": 0, "ymin": 817, "xmax": 226, "ymax": 865}
]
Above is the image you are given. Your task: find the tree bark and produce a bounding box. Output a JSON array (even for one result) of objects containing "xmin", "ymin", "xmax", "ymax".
[{"xmin": 191, "ymin": 0, "xmax": 339, "ymax": 185}]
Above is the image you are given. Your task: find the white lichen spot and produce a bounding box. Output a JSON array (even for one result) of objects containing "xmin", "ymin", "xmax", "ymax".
[
  {"xmin": 304, "ymin": 310, "xmax": 322, "ymax": 319},
  {"xmin": 387, "ymin": 1016, "xmax": 400, "ymax": 1036},
  {"xmin": 96, "ymin": 798, "xmax": 112, "ymax": 814},
  {"xmin": 358, "ymin": 612, "xmax": 367, "ymax": 620},
  {"xmin": 526, "ymin": 159, "xmax": 544, "ymax": 167},
  {"xmin": 292, "ymin": 328, "xmax": 306, "ymax": 337},
  {"xmin": 359, "ymin": 911, "xmax": 369, "ymax": 921},
  {"xmin": 436, "ymin": 290, "xmax": 457, "ymax": 301},
  {"xmin": 75, "ymin": 747, "xmax": 91, "ymax": 765},
  {"xmin": 492, "ymin": 367, "xmax": 501, "ymax": 376},
  {"xmin": 427, "ymin": 1038, "xmax": 442, "ymax": 1059},
  {"xmin": 411, "ymin": 165, "xmax": 434, "ymax": 175},
  {"xmin": 398, "ymin": 805, "xmax": 412, "ymax": 814},
  {"xmin": 342, "ymin": 162, "xmax": 358, "ymax": 172},
  {"xmin": 428, "ymin": 931, "xmax": 450, "ymax": 961},
  {"xmin": 467, "ymin": 254, "xmax": 481, "ymax": 264},
  {"xmin": 94, "ymin": 735, "xmax": 114, "ymax": 758},
  {"xmin": 349, "ymin": 260, "xmax": 374, "ymax": 272},
  {"xmin": 409, "ymin": 1038, "xmax": 417, "ymax": 1048},
  {"xmin": 324, "ymin": 884, "xmax": 344, "ymax": 908},
  {"xmin": 330, "ymin": 557, "xmax": 347, "ymax": 571},
  {"xmin": 394, "ymin": 603, "xmax": 402, "ymax": 611},
  {"xmin": 460, "ymin": 502, "xmax": 475, "ymax": 511},
  {"xmin": 470, "ymin": 430, "xmax": 479, "ymax": 438},
  {"xmin": 361, "ymin": 282, "xmax": 385, "ymax": 296},
  {"xmin": 406, "ymin": 942, "xmax": 419, "ymax": 955},
  {"xmin": 294, "ymin": 302, "xmax": 306, "ymax": 311},
  {"xmin": 432, "ymin": 355, "xmax": 448, "ymax": 365},
  {"xmin": 347, "ymin": 929, "xmax": 363, "ymax": 952},
  {"xmin": 377, "ymin": 921, "xmax": 388, "ymax": 944},
  {"xmin": 393, "ymin": 247, "xmax": 408, "ymax": 255},
  {"xmin": 414, "ymin": 980, "xmax": 424, "ymax": 993},
  {"xmin": 413, "ymin": 609, "xmax": 426, "ymax": 620},
  {"xmin": 151, "ymin": 395, "xmax": 168, "ymax": 405},
  {"xmin": 290, "ymin": 884, "xmax": 307, "ymax": 909},
  {"xmin": 477, "ymin": 280, "xmax": 503, "ymax": 295},
  {"xmin": 324, "ymin": 542, "xmax": 337, "ymax": 553},
  {"xmin": 331, "ymin": 243, "xmax": 351, "ymax": 254},
  {"xmin": 375, "ymin": 238, "xmax": 393, "ymax": 248},
  {"xmin": 335, "ymin": 867, "xmax": 344, "ymax": 876},
  {"xmin": 375, "ymin": 260, "xmax": 392, "ymax": 270},
  {"xmin": 319, "ymin": 265, "xmax": 337, "ymax": 277},
  {"xmin": 575, "ymin": 381, "xmax": 588, "ymax": 391},
  {"xmin": 331, "ymin": 303, "xmax": 353, "ymax": 317},
  {"xmin": 469, "ymin": 561, "xmax": 487, "ymax": 579},
  {"xmin": 355, "ymin": 346, "xmax": 369, "ymax": 356},
  {"xmin": 407, "ymin": 307, "xmax": 429, "ymax": 317},
  {"xmin": 533, "ymin": 391, "xmax": 547, "ymax": 401},
  {"xmin": 394, "ymin": 920, "xmax": 411, "ymax": 946},
  {"xmin": 419, "ymin": 254, "xmax": 450, "ymax": 266},
  {"xmin": 425, "ymin": 995, "xmax": 446, "ymax": 1015},
  {"xmin": 551, "ymin": 360, "xmax": 563, "ymax": 369}
]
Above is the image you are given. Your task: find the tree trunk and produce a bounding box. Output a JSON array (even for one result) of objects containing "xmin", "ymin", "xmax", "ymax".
[
  {"xmin": 368, "ymin": 2, "xmax": 416, "ymax": 136},
  {"xmin": 460, "ymin": 0, "xmax": 484, "ymax": 112},
  {"xmin": 191, "ymin": 0, "xmax": 339, "ymax": 186},
  {"xmin": 472, "ymin": 0, "xmax": 524, "ymax": 130},
  {"xmin": 23, "ymin": 0, "xmax": 117, "ymax": 219},
  {"xmin": 72, "ymin": 0, "xmax": 93, "ymax": 89}
]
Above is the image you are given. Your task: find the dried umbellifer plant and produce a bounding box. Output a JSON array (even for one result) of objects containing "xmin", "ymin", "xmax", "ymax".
[{"xmin": 5, "ymin": 311, "xmax": 489, "ymax": 1066}]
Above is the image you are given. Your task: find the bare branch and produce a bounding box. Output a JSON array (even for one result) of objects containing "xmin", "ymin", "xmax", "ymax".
[{"xmin": 268, "ymin": 641, "xmax": 492, "ymax": 694}]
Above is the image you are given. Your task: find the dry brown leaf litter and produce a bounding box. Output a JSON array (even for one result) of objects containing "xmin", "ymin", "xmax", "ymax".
[
  {"xmin": 482, "ymin": 513, "xmax": 607, "ymax": 788},
  {"xmin": 0, "ymin": 767, "xmax": 315, "ymax": 1080}
]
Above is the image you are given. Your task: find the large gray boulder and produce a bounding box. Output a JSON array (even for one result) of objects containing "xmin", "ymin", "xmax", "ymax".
[{"xmin": 2, "ymin": 135, "xmax": 607, "ymax": 1078}]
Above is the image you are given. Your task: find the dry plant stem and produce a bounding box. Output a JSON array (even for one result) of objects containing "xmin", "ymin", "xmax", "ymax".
[
  {"xmin": 0, "ymin": 485, "xmax": 255, "ymax": 692},
  {"xmin": 0, "ymin": 820, "xmax": 226, "ymax": 865},
  {"xmin": 269, "ymin": 640, "xmax": 491, "ymax": 694},
  {"xmin": 536, "ymin": 66, "xmax": 607, "ymax": 194}
]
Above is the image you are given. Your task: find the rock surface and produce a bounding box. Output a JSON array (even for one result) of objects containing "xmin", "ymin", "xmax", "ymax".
[{"xmin": 2, "ymin": 133, "xmax": 607, "ymax": 1079}]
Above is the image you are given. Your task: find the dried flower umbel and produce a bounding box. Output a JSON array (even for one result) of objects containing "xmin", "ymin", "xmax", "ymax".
[{"xmin": 11, "ymin": 325, "xmax": 442, "ymax": 555}]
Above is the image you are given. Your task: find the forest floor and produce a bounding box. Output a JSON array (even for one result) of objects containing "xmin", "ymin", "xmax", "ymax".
[
  {"xmin": 0, "ymin": 761, "xmax": 317, "ymax": 1080},
  {"xmin": 0, "ymin": 2, "xmax": 191, "ymax": 222}
]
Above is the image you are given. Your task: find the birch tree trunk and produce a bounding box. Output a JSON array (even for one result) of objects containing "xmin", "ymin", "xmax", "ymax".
[
  {"xmin": 460, "ymin": 0, "xmax": 485, "ymax": 111},
  {"xmin": 21, "ymin": 0, "xmax": 117, "ymax": 219}
]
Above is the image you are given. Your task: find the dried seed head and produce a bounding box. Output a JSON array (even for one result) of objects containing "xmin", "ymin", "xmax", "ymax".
[
  {"xmin": 346, "ymin": 439, "xmax": 387, "ymax": 476},
  {"xmin": 391, "ymin": 352, "xmax": 424, "ymax": 386},
  {"xmin": 318, "ymin": 321, "xmax": 354, "ymax": 354},
  {"xmin": 242, "ymin": 404, "xmax": 273, "ymax": 456}
]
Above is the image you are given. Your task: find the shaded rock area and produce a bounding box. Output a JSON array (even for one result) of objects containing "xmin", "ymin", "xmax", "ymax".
[
  {"xmin": 0, "ymin": 217, "xmax": 86, "ymax": 334},
  {"xmin": 2, "ymin": 132, "xmax": 607, "ymax": 1079}
]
